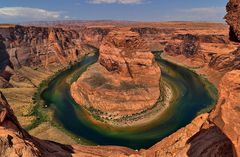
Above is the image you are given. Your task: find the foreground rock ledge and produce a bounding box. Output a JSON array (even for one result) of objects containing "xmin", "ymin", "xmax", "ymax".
[{"xmin": 71, "ymin": 29, "xmax": 161, "ymax": 117}]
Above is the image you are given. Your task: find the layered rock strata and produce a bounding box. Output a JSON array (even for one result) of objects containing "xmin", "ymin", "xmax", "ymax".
[
  {"xmin": 0, "ymin": 25, "xmax": 93, "ymax": 88},
  {"xmin": 210, "ymin": 70, "xmax": 240, "ymax": 156},
  {"xmin": 71, "ymin": 30, "xmax": 161, "ymax": 117}
]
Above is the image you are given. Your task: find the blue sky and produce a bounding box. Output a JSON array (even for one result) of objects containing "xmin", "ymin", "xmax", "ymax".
[{"xmin": 0, "ymin": 0, "xmax": 228, "ymax": 23}]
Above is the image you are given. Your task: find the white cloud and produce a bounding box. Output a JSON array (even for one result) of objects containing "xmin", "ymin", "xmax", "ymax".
[
  {"xmin": 0, "ymin": 7, "xmax": 66, "ymax": 20},
  {"xmin": 87, "ymin": 0, "xmax": 145, "ymax": 4},
  {"xmin": 163, "ymin": 7, "xmax": 226, "ymax": 22},
  {"xmin": 180, "ymin": 7, "xmax": 225, "ymax": 15}
]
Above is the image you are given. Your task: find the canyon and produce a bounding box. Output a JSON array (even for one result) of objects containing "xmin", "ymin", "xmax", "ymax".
[{"xmin": 0, "ymin": 1, "xmax": 240, "ymax": 156}]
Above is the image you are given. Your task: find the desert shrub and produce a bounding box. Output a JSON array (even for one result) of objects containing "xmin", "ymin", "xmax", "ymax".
[
  {"xmin": 84, "ymin": 73, "xmax": 107, "ymax": 88},
  {"xmin": 119, "ymin": 81, "xmax": 145, "ymax": 90}
]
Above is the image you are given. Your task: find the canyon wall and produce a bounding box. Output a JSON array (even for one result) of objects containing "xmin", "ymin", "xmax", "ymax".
[
  {"xmin": 0, "ymin": 25, "xmax": 95, "ymax": 88},
  {"xmin": 1, "ymin": 23, "xmax": 238, "ymax": 88}
]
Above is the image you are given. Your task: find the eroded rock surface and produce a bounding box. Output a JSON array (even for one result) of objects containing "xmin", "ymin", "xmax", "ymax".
[
  {"xmin": 71, "ymin": 29, "xmax": 161, "ymax": 117},
  {"xmin": 0, "ymin": 25, "xmax": 94, "ymax": 88},
  {"xmin": 141, "ymin": 114, "xmax": 233, "ymax": 157},
  {"xmin": 210, "ymin": 70, "xmax": 240, "ymax": 156},
  {"xmin": 209, "ymin": 47, "xmax": 240, "ymax": 71},
  {"xmin": 226, "ymin": 0, "xmax": 240, "ymax": 41}
]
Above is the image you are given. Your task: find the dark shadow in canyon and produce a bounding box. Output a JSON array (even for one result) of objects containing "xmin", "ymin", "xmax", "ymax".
[
  {"xmin": 187, "ymin": 126, "xmax": 234, "ymax": 157},
  {"xmin": 0, "ymin": 39, "xmax": 13, "ymax": 81}
]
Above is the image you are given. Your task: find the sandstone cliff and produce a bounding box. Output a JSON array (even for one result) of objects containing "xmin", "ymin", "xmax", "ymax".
[
  {"xmin": 0, "ymin": 25, "xmax": 93, "ymax": 88},
  {"xmin": 210, "ymin": 70, "xmax": 240, "ymax": 156},
  {"xmin": 226, "ymin": 0, "xmax": 240, "ymax": 42},
  {"xmin": 209, "ymin": 47, "xmax": 240, "ymax": 71}
]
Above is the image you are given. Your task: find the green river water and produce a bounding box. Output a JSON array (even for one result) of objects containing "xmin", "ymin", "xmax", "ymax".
[{"xmin": 41, "ymin": 52, "xmax": 217, "ymax": 149}]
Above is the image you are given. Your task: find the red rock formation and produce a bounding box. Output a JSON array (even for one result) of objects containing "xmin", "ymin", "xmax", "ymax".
[
  {"xmin": 165, "ymin": 34, "xmax": 200, "ymax": 57},
  {"xmin": 79, "ymin": 27, "xmax": 111, "ymax": 47},
  {"xmin": 141, "ymin": 114, "xmax": 233, "ymax": 157},
  {"xmin": 71, "ymin": 29, "xmax": 161, "ymax": 117},
  {"xmin": 0, "ymin": 25, "xmax": 97, "ymax": 88},
  {"xmin": 209, "ymin": 47, "xmax": 240, "ymax": 71},
  {"xmin": 0, "ymin": 25, "xmax": 87, "ymax": 70},
  {"xmin": 210, "ymin": 70, "xmax": 240, "ymax": 156},
  {"xmin": 226, "ymin": 0, "xmax": 240, "ymax": 42}
]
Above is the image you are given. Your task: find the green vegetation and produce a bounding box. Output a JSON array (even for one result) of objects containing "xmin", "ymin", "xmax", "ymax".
[
  {"xmin": 197, "ymin": 76, "xmax": 219, "ymax": 115},
  {"xmin": 28, "ymin": 52, "xmax": 97, "ymax": 144},
  {"xmin": 27, "ymin": 68, "xmax": 69, "ymax": 131}
]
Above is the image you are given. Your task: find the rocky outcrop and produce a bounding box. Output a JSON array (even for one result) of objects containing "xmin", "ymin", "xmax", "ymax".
[
  {"xmin": 164, "ymin": 34, "xmax": 201, "ymax": 57},
  {"xmin": 210, "ymin": 70, "xmax": 240, "ymax": 156},
  {"xmin": 226, "ymin": 0, "xmax": 240, "ymax": 41},
  {"xmin": 141, "ymin": 114, "xmax": 233, "ymax": 157},
  {"xmin": 0, "ymin": 25, "xmax": 86, "ymax": 69},
  {"xmin": 209, "ymin": 47, "xmax": 240, "ymax": 71},
  {"xmin": 71, "ymin": 29, "xmax": 161, "ymax": 118},
  {"xmin": 79, "ymin": 27, "xmax": 111, "ymax": 47}
]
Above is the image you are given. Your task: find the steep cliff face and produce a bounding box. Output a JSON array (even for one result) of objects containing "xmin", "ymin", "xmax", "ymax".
[
  {"xmin": 0, "ymin": 25, "xmax": 86, "ymax": 69},
  {"xmin": 210, "ymin": 70, "xmax": 240, "ymax": 156},
  {"xmin": 165, "ymin": 34, "xmax": 201, "ymax": 57},
  {"xmin": 79, "ymin": 27, "xmax": 111, "ymax": 47},
  {"xmin": 141, "ymin": 114, "xmax": 233, "ymax": 157},
  {"xmin": 71, "ymin": 29, "xmax": 161, "ymax": 118},
  {"xmin": 0, "ymin": 25, "xmax": 95, "ymax": 88},
  {"xmin": 226, "ymin": 0, "xmax": 240, "ymax": 42}
]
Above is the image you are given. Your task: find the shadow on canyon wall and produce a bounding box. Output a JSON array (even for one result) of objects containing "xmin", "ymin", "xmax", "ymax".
[
  {"xmin": 0, "ymin": 39, "xmax": 13, "ymax": 81},
  {"xmin": 187, "ymin": 126, "xmax": 234, "ymax": 157}
]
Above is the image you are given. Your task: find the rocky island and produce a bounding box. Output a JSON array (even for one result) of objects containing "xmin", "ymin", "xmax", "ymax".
[{"xmin": 71, "ymin": 29, "xmax": 161, "ymax": 124}]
